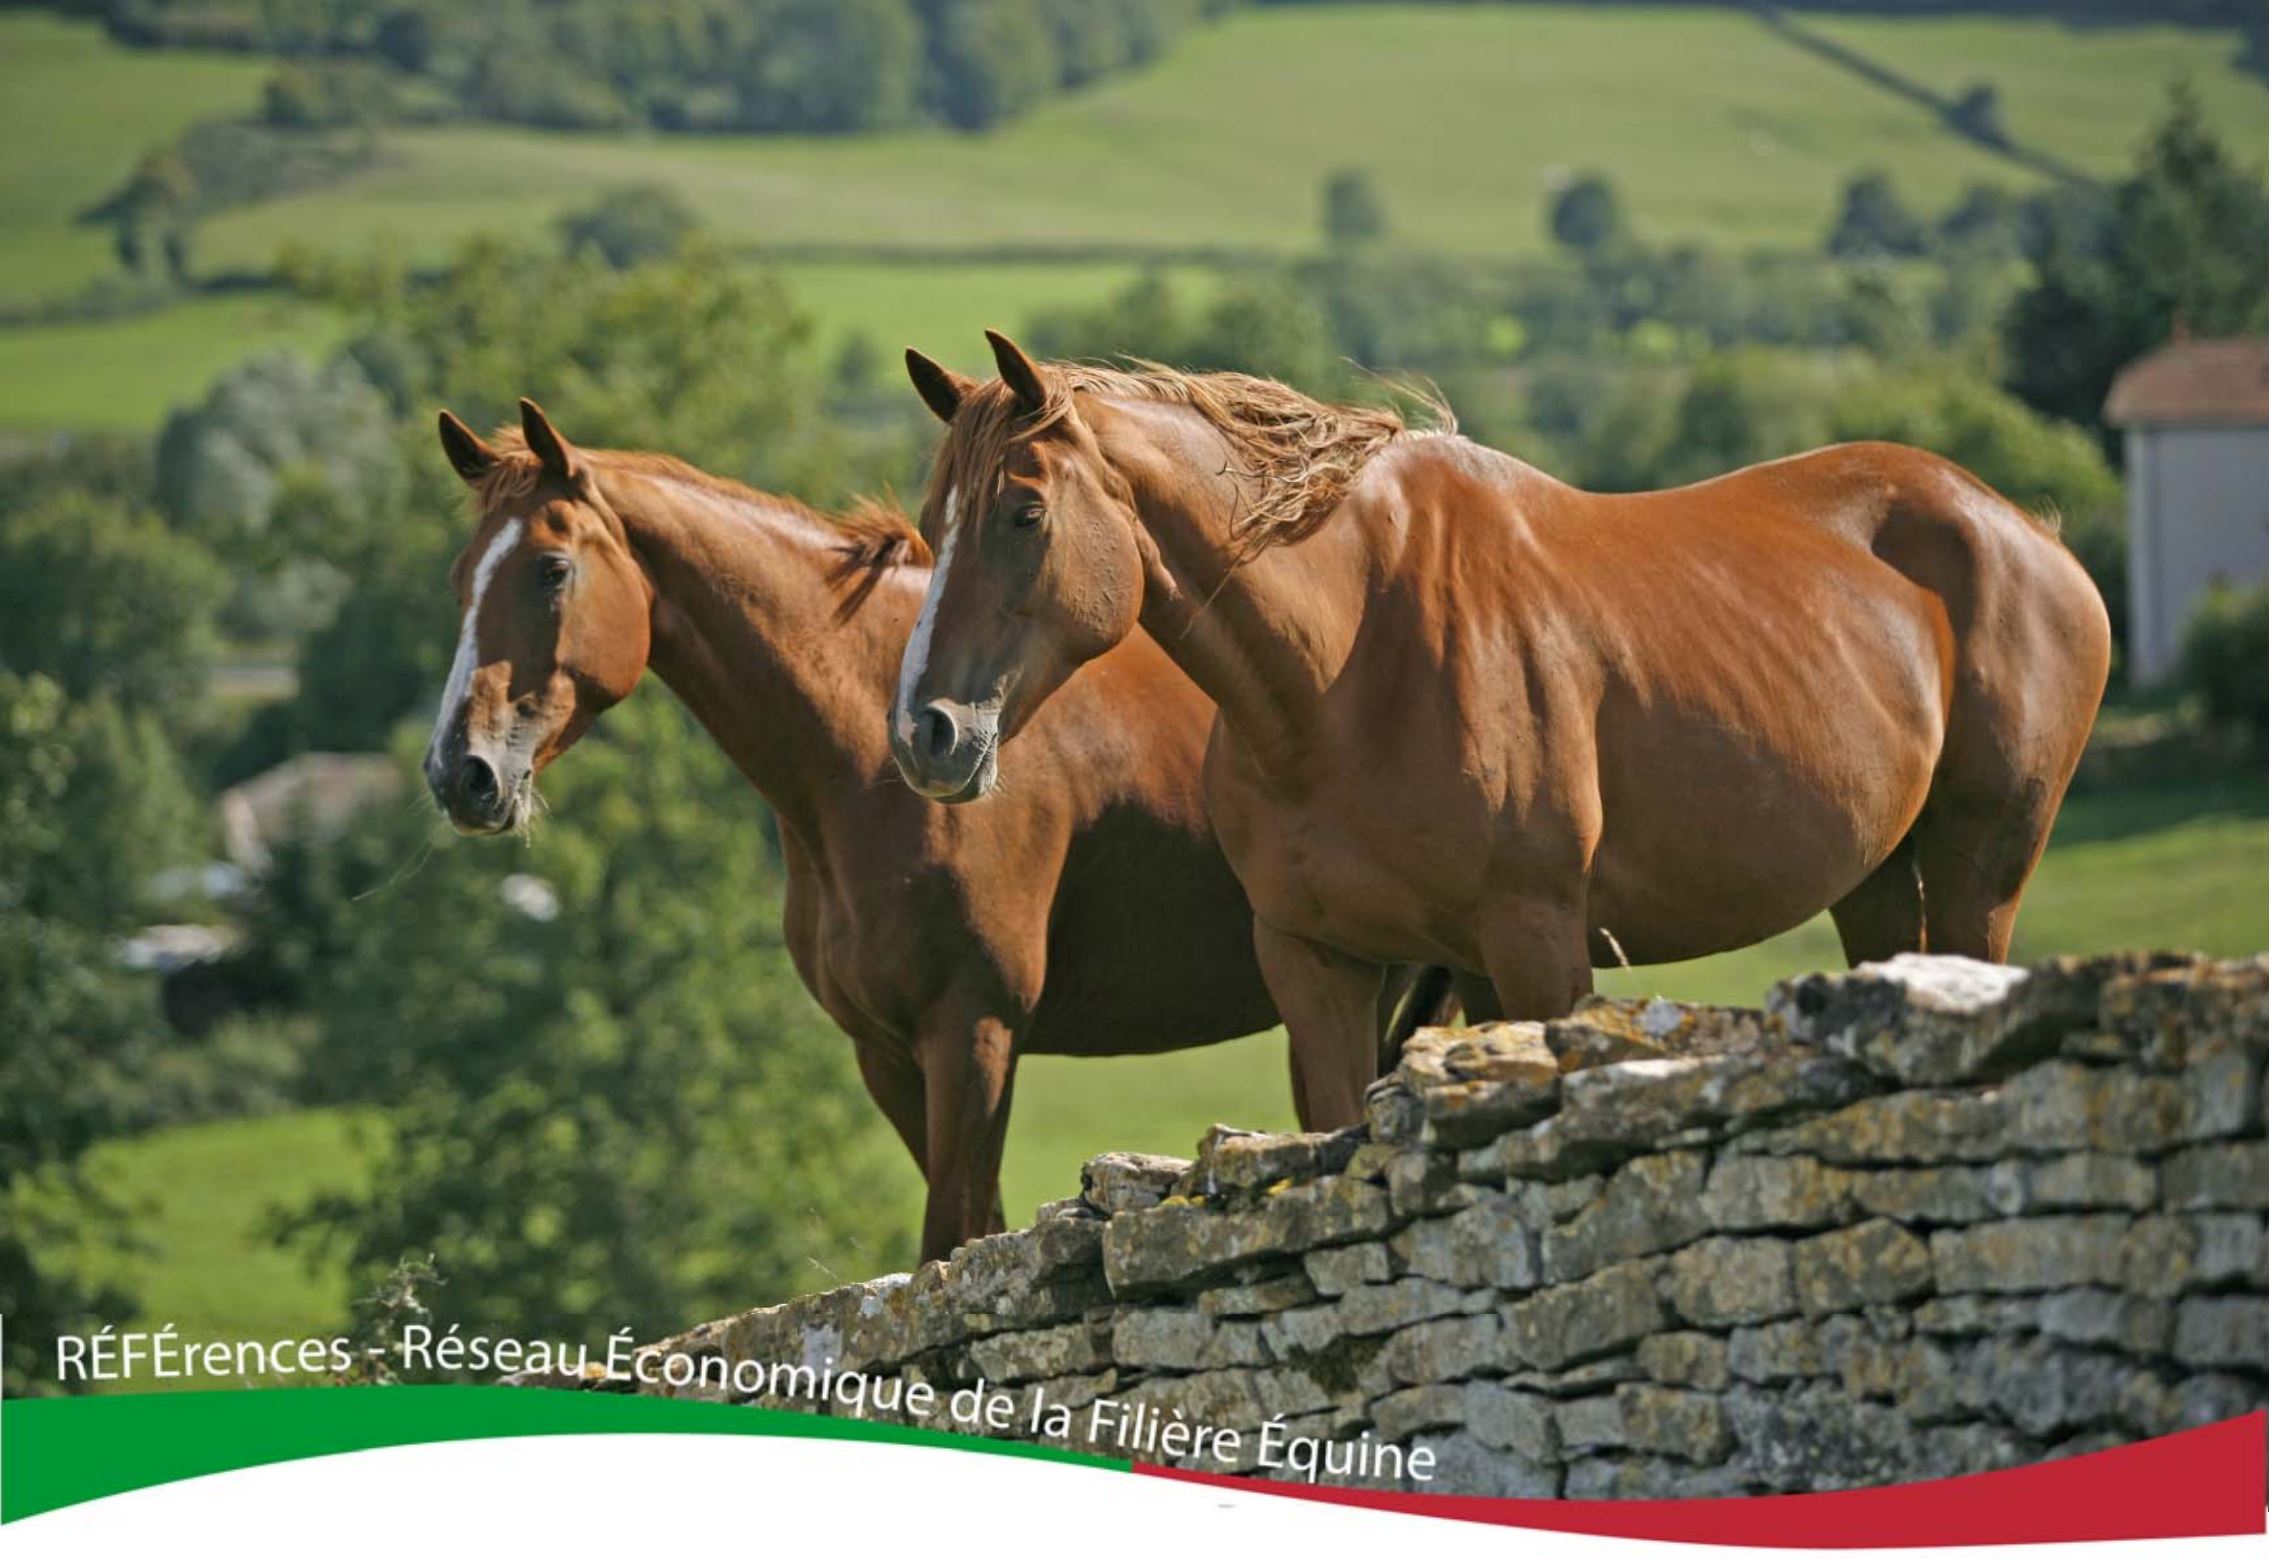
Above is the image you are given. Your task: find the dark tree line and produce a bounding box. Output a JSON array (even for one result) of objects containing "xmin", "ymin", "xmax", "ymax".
[{"xmin": 85, "ymin": 0, "xmax": 1211, "ymax": 136}]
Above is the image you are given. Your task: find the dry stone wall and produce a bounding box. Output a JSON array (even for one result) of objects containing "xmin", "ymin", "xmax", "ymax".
[{"xmin": 584, "ymin": 952, "xmax": 2268, "ymax": 1498}]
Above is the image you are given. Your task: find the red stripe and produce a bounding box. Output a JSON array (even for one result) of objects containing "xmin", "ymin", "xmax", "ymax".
[{"xmin": 1134, "ymin": 1410, "xmax": 2267, "ymax": 1547}]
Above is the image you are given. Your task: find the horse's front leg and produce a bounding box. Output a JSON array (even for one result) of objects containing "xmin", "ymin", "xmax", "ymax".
[
  {"xmin": 853, "ymin": 1040, "xmax": 929, "ymax": 1180},
  {"xmin": 1255, "ymin": 917, "xmax": 1387, "ymax": 1132},
  {"xmin": 915, "ymin": 1004, "xmax": 1019, "ymax": 1264}
]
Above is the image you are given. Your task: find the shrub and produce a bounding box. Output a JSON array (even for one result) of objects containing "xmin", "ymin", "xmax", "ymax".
[
  {"xmin": 1549, "ymin": 174, "xmax": 1626, "ymax": 256},
  {"xmin": 1322, "ymin": 168, "xmax": 1389, "ymax": 248},
  {"xmin": 2181, "ymin": 582, "xmax": 2267, "ymax": 739},
  {"xmin": 557, "ymin": 183, "xmax": 702, "ymax": 270},
  {"xmin": 1826, "ymin": 171, "xmax": 1927, "ymax": 260}
]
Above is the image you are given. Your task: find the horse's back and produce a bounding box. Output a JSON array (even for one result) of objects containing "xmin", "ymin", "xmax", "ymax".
[
  {"xmin": 1401, "ymin": 434, "xmax": 2104, "ymax": 708},
  {"xmin": 1661, "ymin": 441, "xmax": 2111, "ymax": 764}
]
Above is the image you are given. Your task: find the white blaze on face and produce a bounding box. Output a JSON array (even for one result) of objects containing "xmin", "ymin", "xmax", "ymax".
[
  {"xmin": 895, "ymin": 486, "xmax": 959, "ymax": 747},
  {"xmin": 427, "ymin": 519, "xmax": 524, "ymax": 774}
]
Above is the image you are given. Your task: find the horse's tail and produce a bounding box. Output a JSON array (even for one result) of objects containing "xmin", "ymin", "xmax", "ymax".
[{"xmin": 1379, "ymin": 964, "xmax": 1460, "ymax": 1078}]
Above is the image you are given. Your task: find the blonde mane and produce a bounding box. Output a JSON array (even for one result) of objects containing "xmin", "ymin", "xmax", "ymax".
[
  {"xmin": 924, "ymin": 361, "xmax": 1452, "ymax": 561},
  {"xmin": 477, "ymin": 431, "xmax": 928, "ymax": 622}
]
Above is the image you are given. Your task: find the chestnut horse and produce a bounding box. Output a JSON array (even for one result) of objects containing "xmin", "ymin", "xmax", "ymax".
[
  {"xmin": 420, "ymin": 400, "xmax": 1307, "ymax": 1262},
  {"xmin": 891, "ymin": 333, "xmax": 2111, "ymax": 1128}
]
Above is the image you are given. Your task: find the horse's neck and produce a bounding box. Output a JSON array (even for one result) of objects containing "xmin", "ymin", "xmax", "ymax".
[
  {"xmin": 1109, "ymin": 403, "xmax": 1381, "ymax": 780},
  {"xmin": 604, "ymin": 468, "xmax": 906, "ymax": 841}
]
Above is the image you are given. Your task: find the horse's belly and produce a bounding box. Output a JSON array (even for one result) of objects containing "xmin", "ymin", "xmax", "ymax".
[
  {"xmin": 1026, "ymin": 834, "xmax": 1282, "ymax": 1056},
  {"xmin": 1584, "ymin": 707, "xmax": 1939, "ymax": 965},
  {"xmin": 1209, "ymin": 761, "xmax": 1488, "ymax": 971}
]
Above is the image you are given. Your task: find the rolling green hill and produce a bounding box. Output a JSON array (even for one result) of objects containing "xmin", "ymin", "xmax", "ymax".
[
  {"xmin": 0, "ymin": 294, "xmax": 344, "ymax": 430},
  {"xmin": 0, "ymin": 14, "xmax": 271, "ymax": 306},
  {"xmin": 177, "ymin": 6, "xmax": 2269, "ymax": 270},
  {"xmin": 0, "ymin": 6, "xmax": 2263, "ymax": 426}
]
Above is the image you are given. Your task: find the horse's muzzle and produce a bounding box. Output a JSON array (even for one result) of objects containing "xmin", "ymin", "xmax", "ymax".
[
  {"xmin": 890, "ymin": 698, "xmax": 1000, "ymax": 804},
  {"xmin": 429, "ymin": 749, "xmax": 524, "ymax": 835}
]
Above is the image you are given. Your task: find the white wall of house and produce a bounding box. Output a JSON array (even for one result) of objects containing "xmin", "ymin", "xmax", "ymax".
[{"xmin": 2122, "ymin": 423, "xmax": 2269, "ymax": 684}]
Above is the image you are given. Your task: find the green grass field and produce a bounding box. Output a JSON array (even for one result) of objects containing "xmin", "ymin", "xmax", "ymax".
[
  {"xmin": 177, "ymin": 7, "xmax": 2266, "ymax": 273},
  {"xmin": 64, "ymin": 771, "xmax": 2261, "ymax": 1367},
  {"xmin": 38, "ymin": 1109, "xmax": 384, "ymax": 1390},
  {"xmin": 0, "ymin": 7, "xmax": 2262, "ymax": 432},
  {"xmin": 0, "ymin": 15, "xmax": 271, "ymax": 307},
  {"xmin": 0, "ymin": 294, "xmax": 345, "ymax": 433}
]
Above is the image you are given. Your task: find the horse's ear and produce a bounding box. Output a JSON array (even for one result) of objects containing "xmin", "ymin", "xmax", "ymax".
[
  {"xmin": 905, "ymin": 348, "xmax": 977, "ymax": 426},
  {"xmin": 519, "ymin": 397, "xmax": 579, "ymax": 480},
  {"xmin": 437, "ymin": 409, "xmax": 498, "ymax": 485},
  {"xmin": 984, "ymin": 329, "xmax": 1048, "ymax": 417}
]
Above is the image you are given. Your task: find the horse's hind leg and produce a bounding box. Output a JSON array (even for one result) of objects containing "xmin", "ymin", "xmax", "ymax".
[
  {"xmin": 1910, "ymin": 657, "xmax": 2092, "ymax": 964},
  {"xmin": 1911, "ymin": 649, "xmax": 2096, "ymax": 963},
  {"xmin": 1912, "ymin": 779, "xmax": 2064, "ymax": 964},
  {"xmin": 1893, "ymin": 482, "xmax": 2107, "ymax": 964},
  {"xmin": 1830, "ymin": 838, "xmax": 1926, "ymax": 966},
  {"xmin": 1453, "ymin": 973, "xmax": 1505, "ymax": 1023}
]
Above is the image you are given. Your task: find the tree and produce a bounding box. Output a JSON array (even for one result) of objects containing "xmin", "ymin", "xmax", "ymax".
[
  {"xmin": 1040, "ymin": 0, "xmax": 1127, "ymax": 86},
  {"xmin": 373, "ymin": 5, "xmax": 437, "ymax": 72},
  {"xmin": 2112, "ymin": 83, "xmax": 2266, "ymax": 340},
  {"xmin": 0, "ymin": 491, "xmax": 226, "ymax": 723},
  {"xmin": 262, "ymin": 62, "xmax": 402, "ymax": 129},
  {"xmin": 1190, "ymin": 277, "xmax": 1344, "ymax": 393},
  {"xmin": 0, "ymin": 672, "xmax": 204, "ymax": 1394},
  {"xmin": 557, "ymin": 183, "xmax": 702, "ymax": 270},
  {"xmin": 2004, "ymin": 85, "xmax": 2266, "ymax": 429},
  {"xmin": 1549, "ymin": 174, "xmax": 1626, "ymax": 256},
  {"xmin": 1949, "ymin": 82, "xmax": 2008, "ymax": 149},
  {"xmin": 1322, "ymin": 167, "xmax": 1389, "ymax": 249},
  {"xmin": 833, "ymin": 330, "xmax": 883, "ymax": 395},
  {"xmin": 733, "ymin": 0, "xmax": 922, "ymax": 133},
  {"xmin": 1025, "ymin": 270, "xmax": 1342, "ymax": 397},
  {"xmin": 1825, "ymin": 171, "xmax": 1926, "ymax": 260},
  {"xmin": 281, "ymin": 698, "xmax": 911, "ymax": 1339},
  {"xmin": 926, "ymin": 0, "xmax": 1057, "ymax": 131},
  {"xmin": 1936, "ymin": 183, "xmax": 2023, "ymax": 257},
  {"xmin": 1027, "ymin": 271, "xmax": 1187, "ymax": 362},
  {"xmin": 89, "ymin": 145, "xmax": 198, "ymax": 284},
  {"xmin": 153, "ymin": 349, "xmax": 401, "ymax": 558}
]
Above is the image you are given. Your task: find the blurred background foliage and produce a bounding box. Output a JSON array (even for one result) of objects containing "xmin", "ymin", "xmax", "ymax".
[{"xmin": 0, "ymin": 1, "xmax": 2265, "ymax": 1394}]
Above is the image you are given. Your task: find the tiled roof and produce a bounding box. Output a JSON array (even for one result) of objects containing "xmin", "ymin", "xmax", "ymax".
[{"xmin": 2104, "ymin": 336, "xmax": 2267, "ymax": 428}]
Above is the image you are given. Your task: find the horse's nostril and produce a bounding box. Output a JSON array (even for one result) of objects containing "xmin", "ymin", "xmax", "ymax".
[
  {"xmin": 917, "ymin": 702, "xmax": 960, "ymax": 762},
  {"xmin": 458, "ymin": 754, "xmax": 501, "ymax": 809}
]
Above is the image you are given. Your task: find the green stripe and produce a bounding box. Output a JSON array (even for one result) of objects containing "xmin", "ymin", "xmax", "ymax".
[{"xmin": 2, "ymin": 1386, "xmax": 1127, "ymax": 1523}]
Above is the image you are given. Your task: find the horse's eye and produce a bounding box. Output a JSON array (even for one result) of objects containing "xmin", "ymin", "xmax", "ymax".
[
  {"xmin": 540, "ymin": 555, "xmax": 573, "ymax": 592},
  {"xmin": 1011, "ymin": 504, "xmax": 1044, "ymax": 530}
]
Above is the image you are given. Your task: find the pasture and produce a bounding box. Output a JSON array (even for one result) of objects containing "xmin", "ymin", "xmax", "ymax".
[
  {"xmin": 0, "ymin": 15, "xmax": 269, "ymax": 307},
  {"xmin": 160, "ymin": 8, "xmax": 2275, "ymax": 269},
  {"xmin": 0, "ymin": 6, "xmax": 2264, "ymax": 424},
  {"xmin": 0, "ymin": 295, "xmax": 343, "ymax": 432}
]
